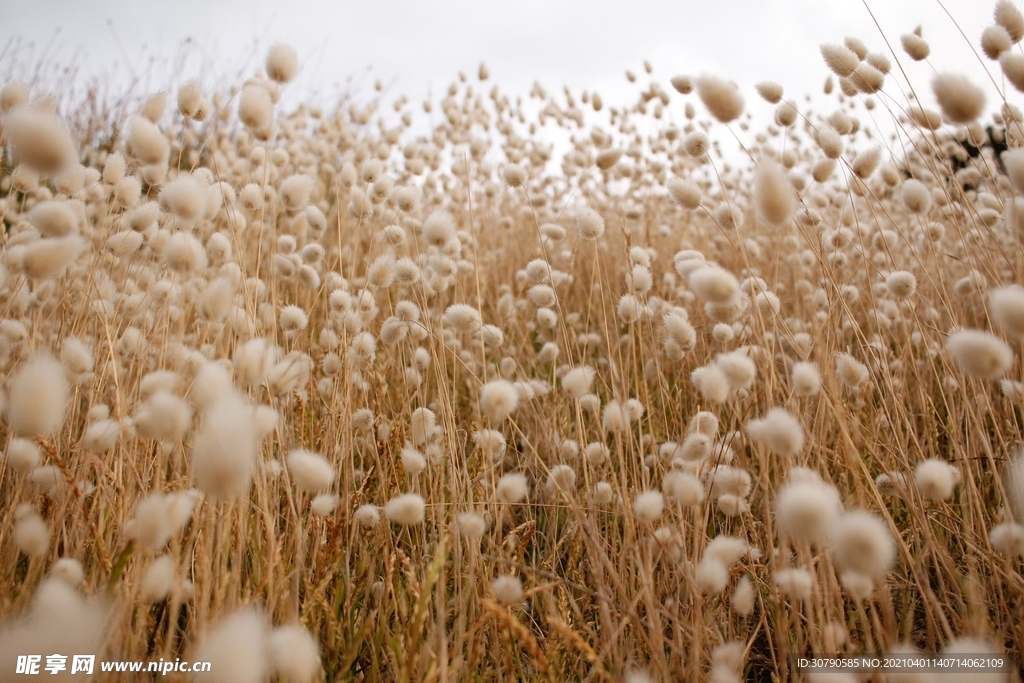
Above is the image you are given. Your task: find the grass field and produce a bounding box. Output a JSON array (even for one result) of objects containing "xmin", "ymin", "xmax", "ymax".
[{"xmin": 1, "ymin": 3, "xmax": 1024, "ymax": 682}]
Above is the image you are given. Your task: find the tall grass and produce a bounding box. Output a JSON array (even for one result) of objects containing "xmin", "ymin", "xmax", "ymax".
[{"xmin": 1, "ymin": 4, "xmax": 1024, "ymax": 682}]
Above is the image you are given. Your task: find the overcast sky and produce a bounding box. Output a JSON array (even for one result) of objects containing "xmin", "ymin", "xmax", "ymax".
[{"xmin": 0, "ymin": 0, "xmax": 1007, "ymax": 154}]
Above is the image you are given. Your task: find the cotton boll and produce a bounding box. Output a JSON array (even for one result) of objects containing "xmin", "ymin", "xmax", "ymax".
[
  {"xmin": 6, "ymin": 352, "xmax": 68, "ymax": 438},
  {"xmin": 192, "ymin": 390, "xmax": 258, "ymax": 499},
  {"xmin": 354, "ymin": 504, "xmax": 381, "ymax": 528},
  {"xmin": 22, "ymin": 236, "xmax": 86, "ymax": 280},
  {"xmin": 14, "ymin": 504, "xmax": 49, "ymax": 557},
  {"xmin": 190, "ymin": 608, "xmax": 269, "ymax": 683},
  {"xmin": 492, "ymin": 575, "xmax": 524, "ymax": 604},
  {"xmin": 914, "ymin": 459, "xmax": 959, "ymax": 501},
  {"xmin": 745, "ymin": 408, "xmax": 803, "ymax": 458},
  {"xmin": 831, "ymin": 510, "xmax": 896, "ymax": 578},
  {"xmin": 269, "ymin": 624, "xmax": 321, "ymax": 683},
  {"xmin": 633, "ymin": 490, "xmax": 664, "ymax": 523},
  {"xmin": 384, "ymin": 493, "xmax": 426, "ymax": 525},
  {"xmin": 141, "ymin": 555, "xmax": 175, "ymax": 602},
  {"xmin": 775, "ymin": 479, "xmax": 842, "ymax": 545},
  {"xmin": 479, "ymin": 379, "xmax": 519, "ymax": 422},
  {"xmin": 946, "ymin": 329, "xmax": 1013, "ymax": 380}
]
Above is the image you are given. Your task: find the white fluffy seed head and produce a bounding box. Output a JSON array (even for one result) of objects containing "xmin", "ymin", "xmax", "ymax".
[
  {"xmin": 6, "ymin": 352, "xmax": 68, "ymax": 438},
  {"xmin": 126, "ymin": 115, "xmax": 169, "ymax": 165},
  {"xmin": 996, "ymin": 0, "xmax": 1024, "ymax": 42},
  {"xmin": 820, "ymin": 43, "xmax": 859, "ymax": 77},
  {"xmin": 666, "ymin": 177, "xmax": 702, "ymax": 209},
  {"xmin": 480, "ymin": 379, "xmax": 519, "ymax": 422},
  {"xmin": 14, "ymin": 505, "xmax": 49, "ymax": 557},
  {"xmin": 791, "ymin": 362, "xmax": 821, "ymax": 396},
  {"xmin": 831, "ymin": 510, "xmax": 896, "ymax": 578},
  {"xmin": 50, "ymin": 557, "xmax": 85, "ymax": 586},
  {"xmin": 28, "ymin": 200, "xmax": 79, "ymax": 237},
  {"xmin": 21, "ymin": 236, "xmax": 87, "ymax": 280},
  {"xmin": 932, "ymin": 73, "xmax": 986, "ymax": 124},
  {"xmin": 562, "ymin": 365, "xmax": 596, "ymax": 399},
  {"xmin": 354, "ymin": 504, "xmax": 381, "ymax": 527},
  {"xmin": 575, "ymin": 206, "xmax": 605, "ymax": 240},
  {"xmin": 901, "ymin": 32, "xmax": 930, "ymax": 60},
  {"xmin": 266, "ymin": 43, "xmax": 299, "ymax": 83},
  {"xmin": 774, "ymin": 569, "xmax": 814, "ymax": 601},
  {"xmin": 835, "ymin": 352, "xmax": 869, "ymax": 389},
  {"xmin": 946, "ymin": 329, "xmax": 1013, "ymax": 380},
  {"xmin": 731, "ymin": 575, "xmax": 755, "ymax": 615},
  {"xmin": 141, "ymin": 555, "xmax": 175, "ymax": 602},
  {"xmin": 286, "ymin": 449, "xmax": 334, "ymax": 494},
  {"xmin": 695, "ymin": 75, "xmax": 744, "ymax": 123},
  {"xmin": 496, "ymin": 473, "xmax": 529, "ymax": 504},
  {"xmin": 384, "ymin": 493, "xmax": 426, "ymax": 525},
  {"xmin": 238, "ymin": 84, "xmax": 274, "ymax": 133},
  {"xmin": 457, "ymin": 512, "xmax": 487, "ymax": 540},
  {"xmin": 885, "ymin": 271, "xmax": 917, "ymax": 299},
  {"xmin": 4, "ymin": 106, "xmax": 76, "ymax": 174},
  {"xmin": 269, "ymin": 625, "xmax": 320, "ymax": 683},
  {"xmin": 192, "ymin": 390, "xmax": 258, "ymax": 499},
  {"xmin": 689, "ymin": 266, "xmax": 740, "ymax": 304},
  {"xmin": 492, "ymin": 575, "xmax": 524, "ymax": 604},
  {"xmin": 191, "ymin": 608, "xmax": 269, "ymax": 683},
  {"xmin": 992, "ymin": 286, "xmax": 1024, "ymax": 340},
  {"xmin": 914, "ymin": 459, "xmax": 958, "ymax": 501},
  {"xmin": 662, "ymin": 470, "xmax": 704, "ymax": 506},
  {"xmin": 745, "ymin": 408, "xmax": 803, "ymax": 458},
  {"xmin": 775, "ymin": 478, "xmax": 842, "ymax": 545},
  {"xmin": 901, "ymin": 179, "xmax": 932, "ymax": 214},
  {"xmin": 696, "ymin": 558, "xmax": 729, "ymax": 595},
  {"xmin": 633, "ymin": 490, "xmax": 665, "ymax": 523},
  {"xmin": 753, "ymin": 159, "xmax": 795, "ymax": 227}
]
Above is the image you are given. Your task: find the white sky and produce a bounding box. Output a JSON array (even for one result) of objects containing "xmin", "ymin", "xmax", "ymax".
[{"xmin": 0, "ymin": 0, "xmax": 1010, "ymax": 159}]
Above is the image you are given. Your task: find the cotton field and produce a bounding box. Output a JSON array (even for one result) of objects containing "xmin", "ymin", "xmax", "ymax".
[{"xmin": 1, "ymin": 3, "xmax": 1024, "ymax": 682}]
